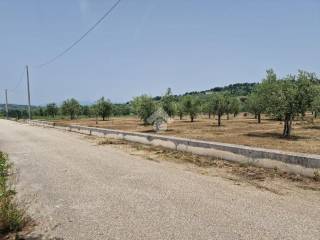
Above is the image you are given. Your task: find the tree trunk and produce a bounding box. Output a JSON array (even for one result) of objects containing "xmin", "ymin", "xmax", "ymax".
[
  {"xmin": 283, "ymin": 115, "xmax": 292, "ymax": 138},
  {"xmin": 315, "ymin": 112, "xmax": 317, "ymax": 119},
  {"xmin": 179, "ymin": 113, "xmax": 183, "ymax": 120},
  {"xmin": 208, "ymin": 112, "xmax": 211, "ymax": 119},
  {"xmin": 254, "ymin": 114, "xmax": 257, "ymax": 119},
  {"xmin": 258, "ymin": 113, "xmax": 261, "ymax": 124},
  {"xmin": 102, "ymin": 116, "xmax": 105, "ymax": 121},
  {"xmin": 218, "ymin": 114, "xmax": 221, "ymax": 126},
  {"xmin": 227, "ymin": 113, "xmax": 229, "ymax": 120},
  {"xmin": 191, "ymin": 115, "xmax": 194, "ymax": 122}
]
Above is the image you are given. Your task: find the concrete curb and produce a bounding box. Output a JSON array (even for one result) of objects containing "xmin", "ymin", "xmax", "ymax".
[{"xmin": 26, "ymin": 120, "xmax": 320, "ymax": 178}]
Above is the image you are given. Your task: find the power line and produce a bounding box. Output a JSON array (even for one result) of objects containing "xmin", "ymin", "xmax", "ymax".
[
  {"xmin": 0, "ymin": 67, "xmax": 25, "ymax": 93},
  {"xmin": 34, "ymin": 0, "xmax": 122, "ymax": 69},
  {"xmin": 8, "ymin": 68, "xmax": 25, "ymax": 92}
]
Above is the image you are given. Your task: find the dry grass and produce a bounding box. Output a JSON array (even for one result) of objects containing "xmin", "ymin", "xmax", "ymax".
[
  {"xmin": 92, "ymin": 136, "xmax": 320, "ymax": 195},
  {"xmin": 54, "ymin": 113, "xmax": 320, "ymax": 154}
]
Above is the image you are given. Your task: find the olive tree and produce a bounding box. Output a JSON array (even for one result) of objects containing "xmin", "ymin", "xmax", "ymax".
[
  {"xmin": 201, "ymin": 95, "xmax": 214, "ymax": 119},
  {"xmin": 246, "ymin": 92, "xmax": 265, "ymax": 123},
  {"xmin": 96, "ymin": 97, "xmax": 113, "ymax": 121},
  {"xmin": 176, "ymin": 100, "xmax": 184, "ymax": 120},
  {"xmin": 211, "ymin": 93, "xmax": 227, "ymax": 126},
  {"xmin": 161, "ymin": 88, "xmax": 176, "ymax": 118},
  {"xmin": 46, "ymin": 103, "xmax": 58, "ymax": 118},
  {"xmin": 81, "ymin": 105, "xmax": 91, "ymax": 117},
  {"xmin": 312, "ymin": 94, "xmax": 320, "ymax": 119},
  {"xmin": 132, "ymin": 95, "xmax": 156, "ymax": 125},
  {"xmin": 181, "ymin": 95, "xmax": 200, "ymax": 122},
  {"xmin": 61, "ymin": 98, "xmax": 81, "ymax": 120},
  {"xmin": 90, "ymin": 104, "xmax": 99, "ymax": 124},
  {"xmin": 261, "ymin": 69, "xmax": 320, "ymax": 137},
  {"xmin": 296, "ymin": 71, "xmax": 318, "ymax": 117},
  {"xmin": 227, "ymin": 96, "xmax": 240, "ymax": 119}
]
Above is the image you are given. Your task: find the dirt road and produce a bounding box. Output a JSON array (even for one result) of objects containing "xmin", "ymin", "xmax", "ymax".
[{"xmin": 0, "ymin": 120, "xmax": 319, "ymax": 240}]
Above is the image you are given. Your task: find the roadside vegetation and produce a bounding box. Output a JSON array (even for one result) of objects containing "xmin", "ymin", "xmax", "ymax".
[
  {"xmin": 2, "ymin": 69, "xmax": 320, "ymax": 140},
  {"xmin": 0, "ymin": 152, "xmax": 26, "ymax": 237}
]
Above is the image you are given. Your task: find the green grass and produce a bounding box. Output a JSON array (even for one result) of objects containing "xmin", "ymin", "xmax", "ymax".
[{"xmin": 0, "ymin": 152, "xmax": 26, "ymax": 235}]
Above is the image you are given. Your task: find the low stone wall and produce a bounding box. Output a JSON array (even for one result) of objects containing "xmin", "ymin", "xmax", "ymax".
[{"xmin": 25, "ymin": 120, "xmax": 320, "ymax": 177}]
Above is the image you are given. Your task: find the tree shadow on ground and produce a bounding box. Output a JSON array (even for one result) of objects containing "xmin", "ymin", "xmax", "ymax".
[
  {"xmin": 2, "ymin": 234, "xmax": 64, "ymax": 240},
  {"xmin": 139, "ymin": 129, "xmax": 175, "ymax": 133},
  {"xmin": 304, "ymin": 125, "xmax": 320, "ymax": 130},
  {"xmin": 245, "ymin": 132, "xmax": 309, "ymax": 140},
  {"xmin": 17, "ymin": 236, "xmax": 64, "ymax": 240}
]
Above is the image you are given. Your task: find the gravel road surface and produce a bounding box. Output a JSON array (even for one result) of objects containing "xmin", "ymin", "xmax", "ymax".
[{"xmin": 0, "ymin": 120, "xmax": 319, "ymax": 240}]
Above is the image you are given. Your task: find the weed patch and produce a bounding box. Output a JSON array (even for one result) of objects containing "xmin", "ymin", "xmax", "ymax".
[{"xmin": 0, "ymin": 152, "xmax": 26, "ymax": 236}]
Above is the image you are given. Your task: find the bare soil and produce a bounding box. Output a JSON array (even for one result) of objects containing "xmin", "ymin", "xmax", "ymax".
[{"xmin": 53, "ymin": 114, "xmax": 320, "ymax": 155}]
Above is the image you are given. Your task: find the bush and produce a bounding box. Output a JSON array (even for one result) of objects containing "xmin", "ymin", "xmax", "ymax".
[{"xmin": 0, "ymin": 152, "xmax": 26, "ymax": 234}]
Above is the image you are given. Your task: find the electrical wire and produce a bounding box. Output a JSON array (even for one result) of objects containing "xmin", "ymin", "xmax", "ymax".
[
  {"xmin": 0, "ymin": 67, "xmax": 25, "ymax": 93},
  {"xmin": 8, "ymin": 68, "xmax": 25, "ymax": 92},
  {"xmin": 33, "ymin": 0, "xmax": 121, "ymax": 69}
]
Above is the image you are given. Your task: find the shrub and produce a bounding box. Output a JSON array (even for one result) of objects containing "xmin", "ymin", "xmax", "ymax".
[{"xmin": 0, "ymin": 152, "xmax": 26, "ymax": 234}]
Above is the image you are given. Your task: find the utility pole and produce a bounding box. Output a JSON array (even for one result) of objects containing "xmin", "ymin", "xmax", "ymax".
[
  {"xmin": 5, "ymin": 89, "xmax": 8, "ymax": 119},
  {"xmin": 26, "ymin": 65, "xmax": 31, "ymax": 120}
]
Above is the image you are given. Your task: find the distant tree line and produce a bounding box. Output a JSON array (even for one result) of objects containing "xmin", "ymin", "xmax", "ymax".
[
  {"xmin": 131, "ymin": 69, "xmax": 320, "ymax": 138},
  {"xmin": 0, "ymin": 98, "xmax": 130, "ymax": 121},
  {"xmin": 2, "ymin": 69, "xmax": 320, "ymax": 138}
]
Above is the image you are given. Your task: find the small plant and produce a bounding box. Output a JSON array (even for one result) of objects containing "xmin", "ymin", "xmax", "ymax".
[{"xmin": 0, "ymin": 152, "xmax": 26, "ymax": 235}]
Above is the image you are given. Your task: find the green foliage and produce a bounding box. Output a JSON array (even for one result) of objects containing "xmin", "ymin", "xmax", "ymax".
[
  {"xmin": 89, "ymin": 104, "xmax": 99, "ymax": 123},
  {"xmin": 46, "ymin": 103, "xmax": 58, "ymax": 118},
  {"xmin": 0, "ymin": 152, "xmax": 26, "ymax": 234},
  {"xmin": 311, "ymin": 88, "xmax": 320, "ymax": 118},
  {"xmin": 246, "ymin": 87, "xmax": 266, "ymax": 123},
  {"xmin": 95, "ymin": 97, "xmax": 113, "ymax": 121},
  {"xmin": 161, "ymin": 88, "xmax": 176, "ymax": 117},
  {"xmin": 181, "ymin": 95, "xmax": 200, "ymax": 122},
  {"xmin": 176, "ymin": 100, "xmax": 184, "ymax": 120},
  {"xmin": 61, "ymin": 98, "xmax": 81, "ymax": 120},
  {"xmin": 81, "ymin": 105, "xmax": 91, "ymax": 117},
  {"xmin": 112, "ymin": 103, "xmax": 131, "ymax": 116},
  {"xmin": 260, "ymin": 69, "xmax": 319, "ymax": 137},
  {"xmin": 184, "ymin": 83, "xmax": 257, "ymax": 97},
  {"xmin": 132, "ymin": 95, "xmax": 156, "ymax": 125},
  {"xmin": 211, "ymin": 93, "xmax": 228, "ymax": 126},
  {"xmin": 224, "ymin": 94, "xmax": 240, "ymax": 119},
  {"xmin": 296, "ymin": 71, "xmax": 318, "ymax": 116},
  {"xmin": 200, "ymin": 94, "xmax": 214, "ymax": 119}
]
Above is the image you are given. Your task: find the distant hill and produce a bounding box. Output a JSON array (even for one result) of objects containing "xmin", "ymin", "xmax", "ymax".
[
  {"xmin": 0, "ymin": 104, "xmax": 29, "ymax": 111},
  {"xmin": 153, "ymin": 82, "xmax": 258, "ymax": 101},
  {"xmin": 183, "ymin": 82, "xmax": 258, "ymax": 97},
  {"xmin": 1, "ymin": 83, "xmax": 258, "ymax": 109},
  {"xmin": 0, "ymin": 104, "xmax": 38, "ymax": 111}
]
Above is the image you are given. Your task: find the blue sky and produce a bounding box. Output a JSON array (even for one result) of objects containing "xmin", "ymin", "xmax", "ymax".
[{"xmin": 1, "ymin": 0, "xmax": 320, "ymax": 105}]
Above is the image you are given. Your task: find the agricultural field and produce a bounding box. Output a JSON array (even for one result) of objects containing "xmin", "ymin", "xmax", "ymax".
[{"xmin": 52, "ymin": 113, "xmax": 320, "ymax": 155}]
